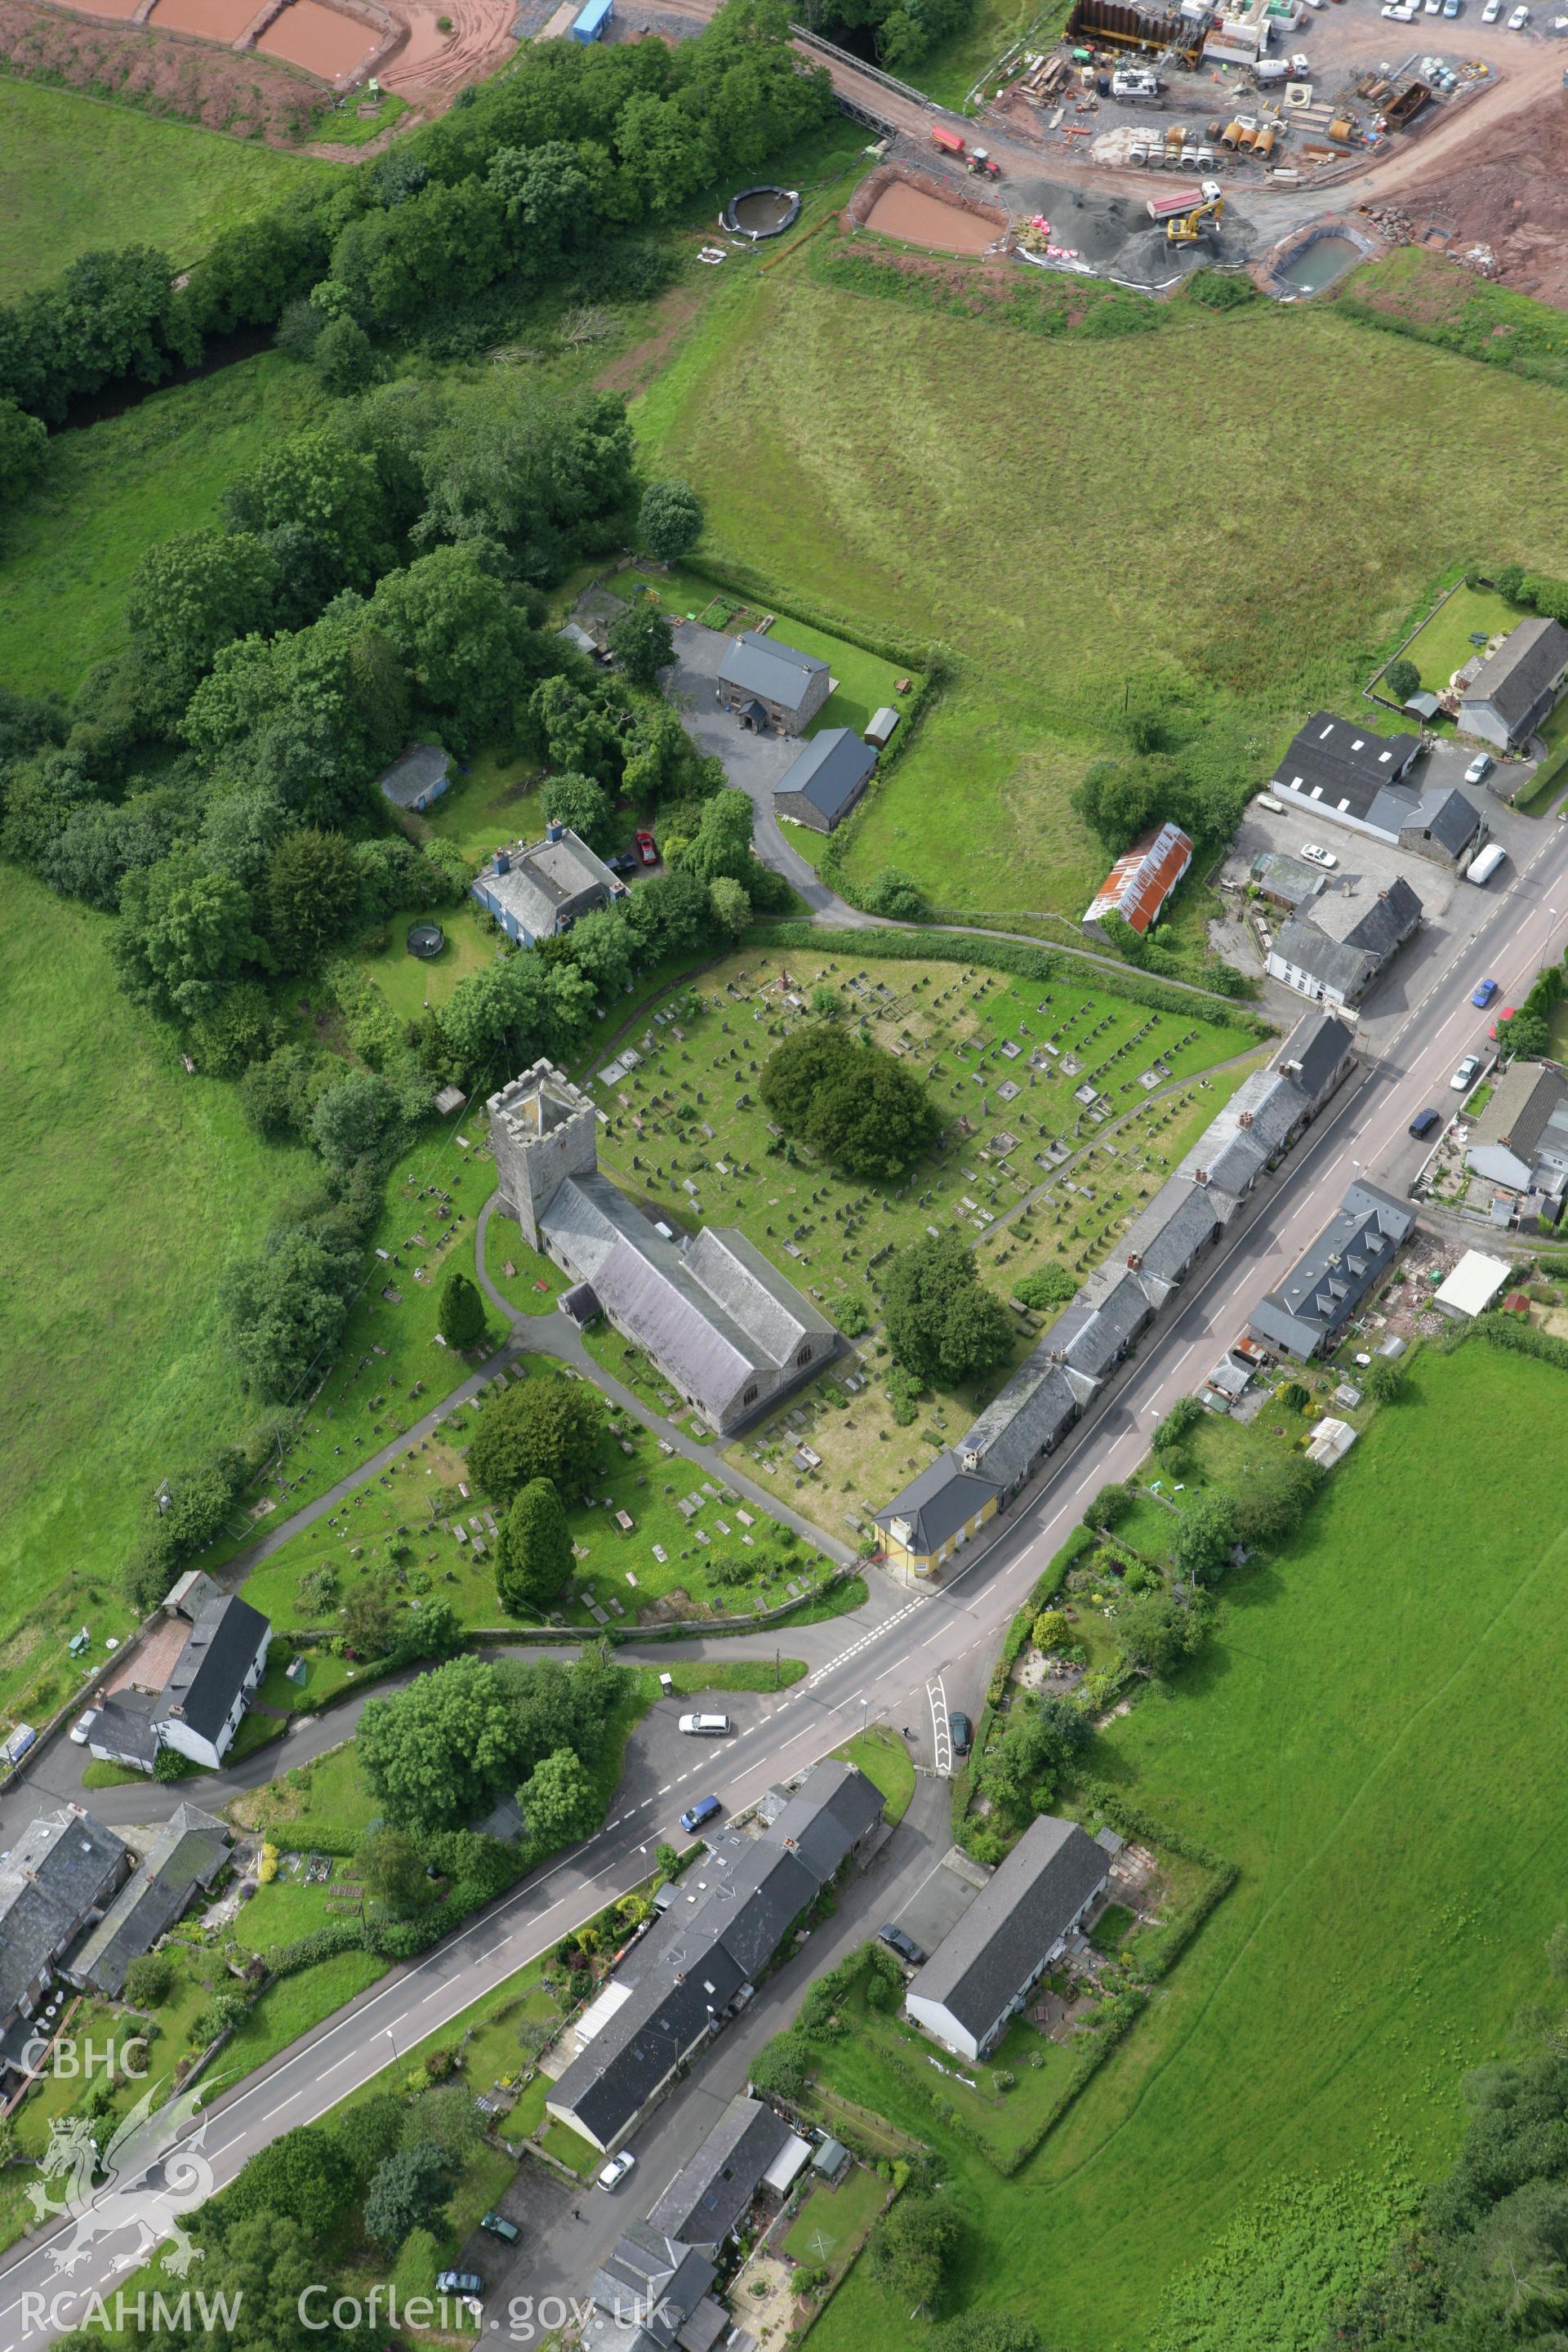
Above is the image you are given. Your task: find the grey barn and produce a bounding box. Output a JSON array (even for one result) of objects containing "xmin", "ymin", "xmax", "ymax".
[
  {"xmin": 773, "ymin": 728, "xmax": 876, "ymax": 833},
  {"xmin": 1459, "ymin": 617, "xmax": 1568, "ymax": 751},
  {"xmin": 488, "ymin": 1061, "xmax": 836, "ymax": 1433}
]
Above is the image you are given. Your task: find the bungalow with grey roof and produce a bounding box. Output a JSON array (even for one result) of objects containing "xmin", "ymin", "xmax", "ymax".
[
  {"xmin": 905, "ymin": 1815, "xmax": 1113, "ymax": 2062},
  {"xmin": 376, "ymin": 744, "xmax": 450, "ymax": 814}
]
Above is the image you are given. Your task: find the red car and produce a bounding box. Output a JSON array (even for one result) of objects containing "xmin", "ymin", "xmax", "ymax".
[{"xmin": 635, "ymin": 831, "xmax": 658, "ymax": 866}]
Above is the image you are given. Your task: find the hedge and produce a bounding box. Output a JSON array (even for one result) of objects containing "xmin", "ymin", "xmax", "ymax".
[
  {"xmin": 267, "ymin": 1920, "xmax": 368, "ymax": 1978},
  {"xmin": 951, "ymin": 1522, "xmax": 1099, "ymax": 1846},
  {"xmin": 746, "ymin": 923, "xmax": 1275, "ymax": 1031},
  {"xmin": 1445, "ymin": 1311, "xmax": 1568, "ymax": 1373}
]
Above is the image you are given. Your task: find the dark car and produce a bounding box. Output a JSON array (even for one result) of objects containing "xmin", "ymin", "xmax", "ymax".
[
  {"xmin": 1409, "ymin": 1108, "xmax": 1441, "ymax": 1139},
  {"xmin": 878, "ymin": 1924, "xmax": 926, "ymax": 1967},
  {"xmin": 480, "ymin": 2212, "xmax": 519, "ymax": 2244},
  {"xmin": 436, "ymin": 2272, "xmax": 484, "ymax": 2296},
  {"xmin": 680, "ymin": 1794, "xmax": 722, "ymax": 1834},
  {"xmin": 948, "ymin": 1710, "xmax": 973, "ymax": 1756},
  {"xmin": 607, "ymin": 852, "xmax": 638, "ymax": 875}
]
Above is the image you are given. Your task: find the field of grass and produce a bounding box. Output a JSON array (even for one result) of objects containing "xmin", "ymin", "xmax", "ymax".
[
  {"xmin": 808, "ymin": 1340, "xmax": 1568, "ymax": 2352},
  {"xmin": 639, "ymin": 259, "xmax": 1568, "ymax": 922},
  {"xmin": 243, "ymin": 1365, "xmax": 826, "ymax": 1632},
  {"xmin": 418, "ymin": 748, "xmax": 546, "ymax": 866},
  {"xmin": 357, "ymin": 901, "xmax": 501, "ymax": 1021},
  {"xmin": 0, "ymin": 871, "xmax": 314, "ymax": 1735},
  {"xmin": 0, "ymin": 80, "xmax": 336, "ymax": 302},
  {"xmin": 0, "ymin": 350, "xmax": 331, "ymax": 699},
  {"xmin": 782, "ymin": 2163, "xmax": 889, "ymax": 2270}
]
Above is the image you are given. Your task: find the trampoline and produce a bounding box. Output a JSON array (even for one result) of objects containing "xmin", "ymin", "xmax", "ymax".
[
  {"xmin": 407, "ymin": 922, "xmax": 446, "ymax": 960},
  {"xmin": 721, "ymin": 185, "xmax": 801, "ymax": 241}
]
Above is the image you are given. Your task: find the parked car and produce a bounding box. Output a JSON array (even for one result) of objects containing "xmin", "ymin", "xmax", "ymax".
[
  {"xmin": 607, "ymin": 851, "xmax": 638, "ymax": 874},
  {"xmin": 680, "ymin": 1794, "xmax": 722, "ymax": 1833},
  {"xmin": 598, "ymin": 2150, "xmax": 636, "ymax": 2191},
  {"xmin": 1464, "ymin": 751, "xmax": 1494, "ymax": 785},
  {"xmin": 635, "ymin": 830, "xmax": 658, "ymax": 866},
  {"xmin": 480, "ymin": 2213, "xmax": 519, "ymax": 2244},
  {"xmin": 1444, "ymin": 0, "xmax": 1461, "ymax": 16},
  {"xmin": 878, "ymin": 1924, "xmax": 927, "ymax": 1967},
  {"xmin": 1409, "ymin": 1107, "xmax": 1441, "ymax": 1139},
  {"xmin": 1450, "ymin": 1053, "xmax": 1482, "ymax": 1092},
  {"xmin": 1509, "ymin": 5, "xmax": 1529, "ymax": 24},
  {"xmin": 1466, "ymin": 842, "xmax": 1508, "ymax": 885},
  {"xmin": 1471, "ymin": 977, "xmax": 1499, "ymax": 1008},
  {"xmin": 437, "ymin": 2273, "xmax": 484, "ymax": 2296},
  {"xmin": 1483, "ymin": 0, "xmax": 1501, "ymax": 15},
  {"xmin": 1300, "ymin": 842, "xmax": 1339, "ymax": 868},
  {"xmin": 948, "ymin": 1710, "xmax": 973, "ymax": 1755},
  {"xmin": 1423, "ymin": 0, "xmax": 1441, "ymax": 14},
  {"xmin": 69, "ymin": 1709, "xmax": 99, "ymax": 1746},
  {"xmin": 677, "ymin": 1713, "xmax": 733, "ymax": 1736}
]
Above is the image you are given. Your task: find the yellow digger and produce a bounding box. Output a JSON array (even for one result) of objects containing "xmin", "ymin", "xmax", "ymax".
[{"xmin": 1166, "ymin": 189, "xmax": 1225, "ymax": 245}]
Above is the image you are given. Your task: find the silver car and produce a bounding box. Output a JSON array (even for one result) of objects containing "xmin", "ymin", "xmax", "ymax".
[{"xmin": 1450, "ymin": 1054, "xmax": 1482, "ymax": 1093}]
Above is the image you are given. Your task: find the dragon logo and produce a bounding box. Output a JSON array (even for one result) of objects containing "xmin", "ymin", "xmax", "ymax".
[{"xmin": 26, "ymin": 2079, "xmax": 216, "ymax": 2278}]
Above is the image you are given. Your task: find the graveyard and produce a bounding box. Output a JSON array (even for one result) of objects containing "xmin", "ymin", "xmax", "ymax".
[
  {"xmin": 582, "ymin": 949, "xmax": 1262, "ymax": 1544},
  {"xmin": 242, "ymin": 1368, "xmax": 841, "ymax": 1637}
]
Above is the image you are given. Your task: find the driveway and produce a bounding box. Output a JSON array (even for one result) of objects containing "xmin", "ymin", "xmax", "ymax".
[{"xmin": 658, "ymin": 623, "xmax": 863, "ymax": 921}]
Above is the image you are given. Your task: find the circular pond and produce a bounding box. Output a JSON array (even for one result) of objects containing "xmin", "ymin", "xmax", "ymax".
[{"xmin": 722, "ymin": 185, "xmax": 801, "ymax": 240}]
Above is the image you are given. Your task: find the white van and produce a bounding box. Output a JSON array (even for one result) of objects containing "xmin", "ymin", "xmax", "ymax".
[{"xmin": 1466, "ymin": 842, "xmax": 1507, "ymax": 885}]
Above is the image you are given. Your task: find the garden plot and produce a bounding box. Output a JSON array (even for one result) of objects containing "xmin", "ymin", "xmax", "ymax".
[{"xmin": 243, "ymin": 1371, "xmax": 826, "ymax": 1634}]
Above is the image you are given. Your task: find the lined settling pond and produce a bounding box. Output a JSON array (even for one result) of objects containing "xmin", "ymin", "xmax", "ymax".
[
  {"xmin": 1277, "ymin": 234, "xmax": 1361, "ymax": 295},
  {"xmin": 863, "ymin": 182, "xmax": 999, "ymax": 254}
]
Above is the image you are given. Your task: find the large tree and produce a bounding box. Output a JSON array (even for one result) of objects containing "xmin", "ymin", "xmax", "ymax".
[
  {"xmin": 357, "ymin": 1653, "xmax": 533, "ymax": 1835},
  {"xmin": 363, "ymin": 2139, "xmax": 454, "ymax": 2252},
  {"xmin": 264, "ymin": 826, "xmax": 362, "ymax": 969},
  {"xmin": 438, "ymin": 1269, "xmax": 487, "ymax": 1350},
  {"xmin": 126, "ymin": 530, "xmax": 280, "ymax": 726},
  {"xmin": 518, "ymin": 1745, "xmax": 599, "ymax": 1851},
  {"xmin": 1116, "ymin": 1589, "xmax": 1208, "ymax": 1677},
  {"xmin": 638, "ymin": 479, "xmax": 703, "ymax": 565},
  {"xmin": 354, "ymin": 1825, "xmax": 427, "ymax": 1913},
  {"xmin": 1169, "ymin": 1493, "xmax": 1238, "ymax": 1586},
  {"xmin": 111, "ymin": 852, "xmax": 260, "ymax": 1024},
  {"xmin": 608, "ymin": 599, "xmax": 675, "ymax": 687},
  {"xmin": 467, "ymin": 1372, "xmax": 605, "ymax": 1504},
  {"xmin": 881, "ymin": 1235, "xmax": 1012, "ymax": 1388},
  {"xmin": 868, "ymin": 2190, "xmax": 963, "ymax": 2308},
  {"xmin": 760, "ymin": 1021, "xmax": 942, "ymax": 1182},
  {"xmin": 221, "ymin": 2123, "xmax": 354, "ymax": 2238},
  {"xmin": 541, "ymin": 769, "xmax": 616, "ymax": 851},
  {"xmin": 496, "ymin": 1477, "xmax": 573, "ymax": 1618},
  {"xmin": 224, "ymin": 427, "xmax": 393, "ymax": 601}
]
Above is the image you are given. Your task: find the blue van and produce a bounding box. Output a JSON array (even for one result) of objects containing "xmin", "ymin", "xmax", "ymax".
[{"xmin": 680, "ymin": 1794, "xmax": 722, "ymax": 1834}]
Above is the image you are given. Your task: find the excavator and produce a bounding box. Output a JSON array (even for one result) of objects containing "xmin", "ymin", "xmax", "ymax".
[{"xmin": 1166, "ymin": 188, "xmax": 1225, "ymax": 245}]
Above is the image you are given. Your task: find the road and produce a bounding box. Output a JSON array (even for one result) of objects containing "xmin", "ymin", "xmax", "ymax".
[{"xmin": 7, "ymin": 823, "xmax": 1568, "ymax": 2342}]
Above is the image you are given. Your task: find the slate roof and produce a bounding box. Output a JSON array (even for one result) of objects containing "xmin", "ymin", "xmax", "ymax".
[
  {"xmin": 1276, "ymin": 1009, "xmax": 1356, "ymax": 1104},
  {"xmin": 591, "ymin": 2225, "xmax": 718, "ymax": 2350},
  {"xmin": 540, "ymin": 1181, "xmax": 831, "ymax": 1425},
  {"xmin": 1060, "ymin": 1271, "xmax": 1152, "ymax": 1381},
  {"xmin": 1133, "ymin": 1182, "xmax": 1222, "ymax": 1287},
  {"xmin": 873, "ymin": 1454, "xmax": 998, "ymax": 1555},
  {"xmin": 1471, "ymin": 1061, "xmax": 1568, "ymax": 1166},
  {"xmin": 764, "ymin": 1758, "xmax": 884, "ymax": 1883},
  {"xmin": 1249, "ymin": 1179, "xmax": 1413, "ymax": 1355},
  {"xmin": 1406, "ymin": 786, "xmax": 1486, "ymax": 858},
  {"xmin": 1083, "ymin": 822, "xmax": 1193, "ymax": 934},
  {"xmin": 90, "ymin": 1687, "xmax": 161, "ymax": 1771},
  {"xmin": 773, "ymin": 728, "xmax": 876, "ymax": 825},
  {"xmin": 376, "ymin": 744, "xmax": 448, "ymax": 808},
  {"xmin": 1461, "ymin": 617, "xmax": 1568, "ymax": 734},
  {"xmin": 0, "ymin": 1808, "xmax": 127, "ymax": 2024},
  {"xmin": 154, "ymin": 1595, "xmax": 268, "ymax": 1744},
  {"xmin": 552, "ymin": 1763, "xmax": 884, "ymax": 2145},
  {"xmin": 1271, "ymin": 916, "xmax": 1377, "ymax": 999},
  {"xmin": 959, "ymin": 1355, "xmax": 1080, "ymax": 1489},
  {"xmin": 1342, "ymin": 878, "xmax": 1423, "ymax": 959},
  {"xmin": 906, "ymin": 1815, "xmax": 1109, "ymax": 2044},
  {"xmin": 717, "ymin": 631, "xmax": 828, "ymax": 714},
  {"xmin": 1271, "ymin": 712, "xmax": 1421, "ymax": 816},
  {"xmin": 476, "ymin": 828, "xmax": 623, "ymax": 938},
  {"xmin": 73, "ymin": 1805, "xmax": 229, "ymax": 1998},
  {"xmin": 646, "ymin": 2096, "xmax": 793, "ymax": 2247}
]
